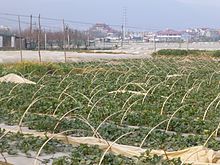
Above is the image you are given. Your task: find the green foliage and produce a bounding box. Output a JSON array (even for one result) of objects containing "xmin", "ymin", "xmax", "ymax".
[
  {"xmin": 52, "ymin": 145, "xmax": 185, "ymax": 165},
  {"xmin": 0, "ymin": 59, "xmax": 219, "ymax": 164},
  {"xmin": 153, "ymin": 49, "xmax": 208, "ymax": 56},
  {"xmin": 154, "ymin": 49, "xmax": 189, "ymax": 56},
  {"xmin": 0, "ymin": 130, "xmax": 72, "ymax": 155},
  {"xmin": 137, "ymin": 152, "xmax": 184, "ymax": 165},
  {"xmin": 153, "ymin": 49, "xmax": 220, "ymax": 57},
  {"xmin": 213, "ymin": 50, "xmax": 220, "ymax": 57}
]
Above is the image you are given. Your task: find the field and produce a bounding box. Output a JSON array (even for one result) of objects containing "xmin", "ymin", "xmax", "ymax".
[
  {"xmin": 0, "ymin": 50, "xmax": 149, "ymax": 64},
  {"xmin": 0, "ymin": 55, "xmax": 220, "ymax": 164}
]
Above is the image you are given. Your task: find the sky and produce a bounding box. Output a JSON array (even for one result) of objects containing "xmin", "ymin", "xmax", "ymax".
[{"xmin": 0, "ymin": 0, "xmax": 220, "ymax": 31}]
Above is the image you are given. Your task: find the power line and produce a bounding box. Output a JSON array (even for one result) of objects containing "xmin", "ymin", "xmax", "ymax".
[
  {"xmin": 0, "ymin": 12, "xmax": 161, "ymax": 31},
  {"xmin": 0, "ymin": 16, "xmax": 62, "ymax": 30},
  {"xmin": 0, "ymin": 17, "xmax": 30, "ymax": 25},
  {"xmin": 0, "ymin": 12, "xmax": 96, "ymax": 25}
]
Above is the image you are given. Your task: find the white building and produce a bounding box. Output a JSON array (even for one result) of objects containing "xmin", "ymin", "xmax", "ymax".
[
  {"xmin": 154, "ymin": 29, "xmax": 182, "ymax": 42},
  {"xmin": 0, "ymin": 26, "xmax": 20, "ymax": 49}
]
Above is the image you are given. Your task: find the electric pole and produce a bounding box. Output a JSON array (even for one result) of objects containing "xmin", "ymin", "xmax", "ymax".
[
  {"xmin": 29, "ymin": 14, "xmax": 32, "ymax": 49},
  {"xmin": 38, "ymin": 14, "xmax": 42, "ymax": 62},
  {"xmin": 186, "ymin": 36, "xmax": 189, "ymax": 51},
  {"xmin": 121, "ymin": 25, "xmax": 124, "ymax": 47},
  {"xmin": 153, "ymin": 34, "xmax": 157, "ymax": 52},
  {"xmin": 44, "ymin": 31, "xmax": 47, "ymax": 50},
  {"xmin": 63, "ymin": 19, "xmax": 67, "ymax": 63},
  {"xmin": 67, "ymin": 28, "xmax": 70, "ymax": 50},
  {"xmin": 18, "ymin": 15, "xmax": 23, "ymax": 62},
  {"xmin": 123, "ymin": 7, "xmax": 127, "ymax": 44}
]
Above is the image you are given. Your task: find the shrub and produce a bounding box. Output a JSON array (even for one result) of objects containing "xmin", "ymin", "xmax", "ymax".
[
  {"xmin": 213, "ymin": 50, "xmax": 220, "ymax": 57},
  {"xmin": 154, "ymin": 49, "xmax": 188, "ymax": 56},
  {"xmin": 153, "ymin": 49, "xmax": 203, "ymax": 56}
]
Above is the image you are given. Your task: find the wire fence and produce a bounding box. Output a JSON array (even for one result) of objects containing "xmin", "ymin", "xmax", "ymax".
[
  {"xmin": 0, "ymin": 12, "xmax": 220, "ymax": 63},
  {"xmin": 0, "ymin": 12, "xmax": 160, "ymax": 62}
]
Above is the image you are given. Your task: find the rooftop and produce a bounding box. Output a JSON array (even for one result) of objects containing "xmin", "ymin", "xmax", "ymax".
[{"xmin": 157, "ymin": 29, "xmax": 182, "ymax": 35}]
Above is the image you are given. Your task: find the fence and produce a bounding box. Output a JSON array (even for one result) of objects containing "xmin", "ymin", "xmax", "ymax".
[{"xmin": 0, "ymin": 12, "xmax": 220, "ymax": 63}]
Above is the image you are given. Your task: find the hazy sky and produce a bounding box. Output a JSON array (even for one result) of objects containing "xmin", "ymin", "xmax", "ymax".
[{"xmin": 0, "ymin": 0, "xmax": 220, "ymax": 30}]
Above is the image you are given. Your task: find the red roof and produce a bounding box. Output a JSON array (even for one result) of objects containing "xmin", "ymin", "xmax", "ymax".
[{"xmin": 157, "ymin": 29, "xmax": 182, "ymax": 35}]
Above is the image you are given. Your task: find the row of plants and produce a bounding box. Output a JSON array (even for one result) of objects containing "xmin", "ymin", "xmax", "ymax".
[
  {"xmin": 0, "ymin": 59, "xmax": 219, "ymax": 164},
  {"xmin": 153, "ymin": 49, "xmax": 220, "ymax": 57},
  {"xmin": 0, "ymin": 127, "xmax": 191, "ymax": 164},
  {"xmin": 52, "ymin": 144, "xmax": 184, "ymax": 165},
  {"xmin": 0, "ymin": 61, "xmax": 219, "ymax": 132}
]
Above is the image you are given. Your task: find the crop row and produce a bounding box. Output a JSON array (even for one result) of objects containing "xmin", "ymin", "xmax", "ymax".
[{"xmin": 0, "ymin": 59, "xmax": 219, "ymax": 164}]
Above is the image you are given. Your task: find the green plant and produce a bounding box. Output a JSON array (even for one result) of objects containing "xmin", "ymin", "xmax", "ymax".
[{"xmin": 212, "ymin": 50, "xmax": 220, "ymax": 57}]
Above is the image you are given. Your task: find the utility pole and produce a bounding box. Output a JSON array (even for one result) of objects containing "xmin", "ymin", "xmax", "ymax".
[
  {"xmin": 186, "ymin": 37, "xmax": 189, "ymax": 51},
  {"xmin": 67, "ymin": 29, "xmax": 70, "ymax": 50},
  {"xmin": 153, "ymin": 34, "xmax": 157, "ymax": 52},
  {"xmin": 104, "ymin": 37, "xmax": 106, "ymax": 49},
  {"xmin": 44, "ymin": 31, "xmax": 47, "ymax": 50},
  {"xmin": 18, "ymin": 15, "xmax": 23, "ymax": 62},
  {"xmin": 29, "ymin": 15, "xmax": 32, "ymax": 49},
  {"xmin": 87, "ymin": 31, "xmax": 90, "ymax": 50},
  {"xmin": 121, "ymin": 25, "xmax": 124, "ymax": 47},
  {"xmin": 121, "ymin": 7, "xmax": 127, "ymax": 48},
  {"xmin": 123, "ymin": 7, "xmax": 127, "ymax": 43},
  {"xmin": 38, "ymin": 14, "xmax": 42, "ymax": 62},
  {"xmin": 179, "ymin": 41, "xmax": 182, "ymax": 49},
  {"xmin": 63, "ymin": 19, "xmax": 67, "ymax": 63}
]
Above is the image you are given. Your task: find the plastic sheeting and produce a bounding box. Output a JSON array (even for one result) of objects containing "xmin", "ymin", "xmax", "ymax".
[
  {"xmin": 0, "ymin": 74, "xmax": 36, "ymax": 85},
  {"xmin": 1, "ymin": 124, "xmax": 220, "ymax": 165},
  {"xmin": 0, "ymin": 161, "xmax": 13, "ymax": 165}
]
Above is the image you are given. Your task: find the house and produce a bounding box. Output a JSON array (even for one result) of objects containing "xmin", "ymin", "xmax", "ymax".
[
  {"xmin": 0, "ymin": 26, "xmax": 25, "ymax": 49},
  {"xmin": 181, "ymin": 32, "xmax": 193, "ymax": 42},
  {"xmin": 0, "ymin": 32, "xmax": 15, "ymax": 49},
  {"xmin": 154, "ymin": 29, "xmax": 183, "ymax": 42},
  {"xmin": 88, "ymin": 23, "xmax": 120, "ymax": 39},
  {"xmin": 184, "ymin": 28, "xmax": 220, "ymax": 42},
  {"xmin": 204, "ymin": 29, "xmax": 220, "ymax": 41}
]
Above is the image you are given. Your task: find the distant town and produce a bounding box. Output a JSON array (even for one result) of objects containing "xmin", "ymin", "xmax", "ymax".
[{"xmin": 1, "ymin": 23, "xmax": 220, "ymax": 50}]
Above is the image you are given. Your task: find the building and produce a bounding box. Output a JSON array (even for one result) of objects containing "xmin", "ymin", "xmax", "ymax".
[
  {"xmin": 88, "ymin": 23, "xmax": 120, "ymax": 39},
  {"xmin": 129, "ymin": 32, "xmax": 144, "ymax": 42},
  {"xmin": 154, "ymin": 29, "xmax": 183, "ymax": 42},
  {"xmin": 181, "ymin": 31, "xmax": 193, "ymax": 42},
  {"xmin": 0, "ymin": 26, "xmax": 25, "ymax": 49},
  {"xmin": 185, "ymin": 28, "xmax": 220, "ymax": 42},
  {"xmin": 204, "ymin": 29, "xmax": 220, "ymax": 41},
  {"xmin": 0, "ymin": 34, "xmax": 18, "ymax": 49}
]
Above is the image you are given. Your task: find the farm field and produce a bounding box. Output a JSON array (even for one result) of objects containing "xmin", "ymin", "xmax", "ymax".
[
  {"xmin": 0, "ymin": 50, "xmax": 150, "ymax": 64},
  {"xmin": 0, "ymin": 56, "xmax": 220, "ymax": 164}
]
